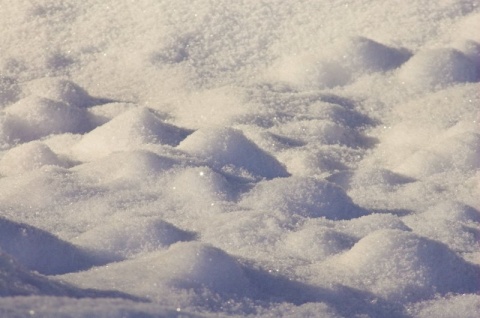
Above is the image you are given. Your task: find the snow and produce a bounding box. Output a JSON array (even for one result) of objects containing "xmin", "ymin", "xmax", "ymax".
[
  {"xmin": 0, "ymin": 141, "xmax": 69, "ymax": 176},
  {"xmin": 177, "ymin": 127, "xmax": 289, "ymax": 180},
  {"xmin": 240, "ymin": 177, "xmax": 366, "ymax": 219},
  {"xmin": 271, "ymin": 36, "xmax": 411, "ymax": 91},
  {"xmin": 0, "ymin": 217, "xmax": 112, "ymax": 275},
  {"xmin": 72, "ymin": 107, "xmax": 192, "ymax": 161},
  {"xmin": 317, "ymin": 229, "xmax": 478, "ymax": 302},
  {"xmin": 0, "ymin": 0, "xmax": 479, "ymax": 317},
  {"xmin": 397, "ymin": 48, "xmax": 478, "ymax": 91}
]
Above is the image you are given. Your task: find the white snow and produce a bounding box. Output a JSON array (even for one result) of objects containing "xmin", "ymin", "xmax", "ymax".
[{"xmin": 0, "ymin": 0, "xmax": 479, "ymax": 317}]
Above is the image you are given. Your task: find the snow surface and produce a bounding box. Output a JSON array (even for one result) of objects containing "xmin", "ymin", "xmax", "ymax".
[{"xmin": 0, "ymin": 0, "xmax": 479, "ymax": 317}]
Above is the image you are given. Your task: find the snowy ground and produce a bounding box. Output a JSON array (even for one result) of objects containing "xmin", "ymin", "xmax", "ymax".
[{"xmin": 1, "ymin": 0, "xmax": 479, "ymax": 317}]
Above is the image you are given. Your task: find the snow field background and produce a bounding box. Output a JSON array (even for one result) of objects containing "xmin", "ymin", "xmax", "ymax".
[{"xmin": 0, "ymin": 0, "xmax": 479, "ymax": 317}]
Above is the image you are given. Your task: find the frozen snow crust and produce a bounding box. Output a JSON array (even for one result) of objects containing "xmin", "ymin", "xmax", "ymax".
[{"xmin": 1, "ymin": 0, "xmax": 480, "ymax": 317}]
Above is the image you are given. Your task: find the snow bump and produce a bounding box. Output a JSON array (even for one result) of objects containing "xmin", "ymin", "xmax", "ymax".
[
  {"xmin": 0, "ymin": 218, "xmax": 112, "ymax": 275},
  {"xmin": 23, "ymin": 78, "xmax": 102, "ymax": 108},
  {"xmin": 334, "ymin": 229, "xmax": 480, "ymax": 301},
  {"xmin": 74, "ymin": 218, "xmax": 196, "ymax": 258},
  {"xmin": 269, "ymin": 36, "xmax": 410, "ymax": 90},
  {"xmin": 335, "ymin": 36, "xmax": 411, "ymax": 74},
  {"xmin": 73, "ymin": 150, "xmax": 179, "ymax": 185},
  {"xmin": 241, "ymin": 177, "xmax": 367, "ymax": 220},
  {"xmin": 0, "ymin": 142, "xmax": 68, "ymax": 176},
  {"xmin": 177, "ymin": 127, "xmax": 289, "ymax": 180},
  {"xmin": 4, "ymin": 96, "xmax": 90, "ymax": 142},
  {"xmin": 398, "ymin": 48, "xmax": 478, "ymax": 91},
  {"xmin": 159, "ymin": 242, "xmax": 252, "ymax": 295},
  {"xmin": 72, "ymin": 108, "xmax": 192, "ymax": 161},
  {"xmin": 284, "ymin": 226, "xmax": 355, "ymax": 261}
]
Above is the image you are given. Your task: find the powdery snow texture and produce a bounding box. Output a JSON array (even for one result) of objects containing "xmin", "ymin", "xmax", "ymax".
[{"xmin": 0, "ymin": 0, "xmax": 479, "ymax": 317}]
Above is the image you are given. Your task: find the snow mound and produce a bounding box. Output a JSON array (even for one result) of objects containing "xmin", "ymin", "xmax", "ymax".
[
  {"xmin": 271, "ymin": 54, "xmax": 350, "ymax": 90},
  {"xmin": 1, "ymin": 0, "xmax": 479, "ymax": 315},
  {"xmin": 339, "ymin": 213, "xmax": 411, "ymax": 238},
  {"xmin": 177, "ymin": 127, "xmax": 289, "ymax": 180},
  {"xmin": 0, "ymin": 251, "xmax": 142, "ymax": 300},
  {"xmin": 335, "ymin": 36, "xmax": 411, "ymax": 74},
  {"xmin": 408, "ymin": 132, "xmax": 480, "ymax": 176},
  {"xmin": 269, "ymin": 36, "xmax": 410, "ymax": 90},
  {"xmin": 307, "ymin": 101, "xmax": 374, "ymax": 129},
  {"xmin": 0, "ymin": 251, "xmax": 58, "ymax": 296},
  {"xmin": 284, "ymin": 226, "xmax": 354, "ymax": 261},
  {"xmin": 391, "ymin": 84, "xmax": 479, "ymax": 129},
  {"xmin": 422, "ymin": 201, "xmax": 480, "ymax": 223},
  {"xmin": 169, "ymin": 166, "xmax": 236, "ymax": 204},
  {"xmin": 0, "ymin": 218, "xmax": 112, "ymax": 275},
  {"xmin": 411, "ymin": 294, "xmax": 480, "ymax": 318},
  {"xmin": 348, "ymin": 167, "xmax": 415, "ymax": 190},
  {"xmin": 73, "ymin": 150, "xmax": 179, "ymax": 185},
  {"xmin": 0, "ymin": 142, "xmax": 68, "ymax": 176},
  {"xmin": 375, "ymin": 85, "xmax": 480, "ymax": 173},
  {"xmin": 74, "ymin": 218, "xmax": 196, "ymax": 258},
  {"xmin": 0, "ymin": 251, "xmax": 79, "ymax": 297},
  {"xmin": 278, "ymin": 147, "xmax": 350, "ymax": 178},
  {"xmin": 375, "ymin": 121, "xmax": 436, "ymax": 168},
  {"xmin": 401, "ymin": 201, "xmax": 480, "ymax": 253},
  {"xmin": 23, "ymin": 78, "xmax": 103, "ymax": 108},
  {"xmin": 241, "ymin": 177, "xmax": 367, "ymax": 220},
  {"xmin": 403, "ymin": 215, "xmax": 479, "ymax": 253},
  {"xmin": 87, "ymin": 102, "xmax": 137, "ymax": 126},
  {"xmin": 398, "ymin": 48, "xmax": 478, "ymax": 91},
  {"xmin": 3, "ymin": 96, "xmax": 90, "ymax": 142},
  {"xmin": 158, "ymin": 242, "xmax": 252, "ymax": 294},
  {"xmin": 334, "ymin": 229, "xmax": 479, "ymax": 301},
  {"xmin": 0, "ymin": 167, "xmax": 97, "ymax": 210},
  {"xmin": 72, "ymin": 108, "xmax": 192, "ymax": 161},
  {"xmin": 395, "ymin": 125, "xmax": 480, "ymax": 178},
  {"xmin": 61, "ymin": 242, "xmax": 253, "ymax": 298}
]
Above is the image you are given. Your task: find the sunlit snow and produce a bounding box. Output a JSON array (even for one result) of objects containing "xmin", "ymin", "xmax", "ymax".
[{"xmin": 1, "ymin": 1, "xmax": 479, "ymax": 317}]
